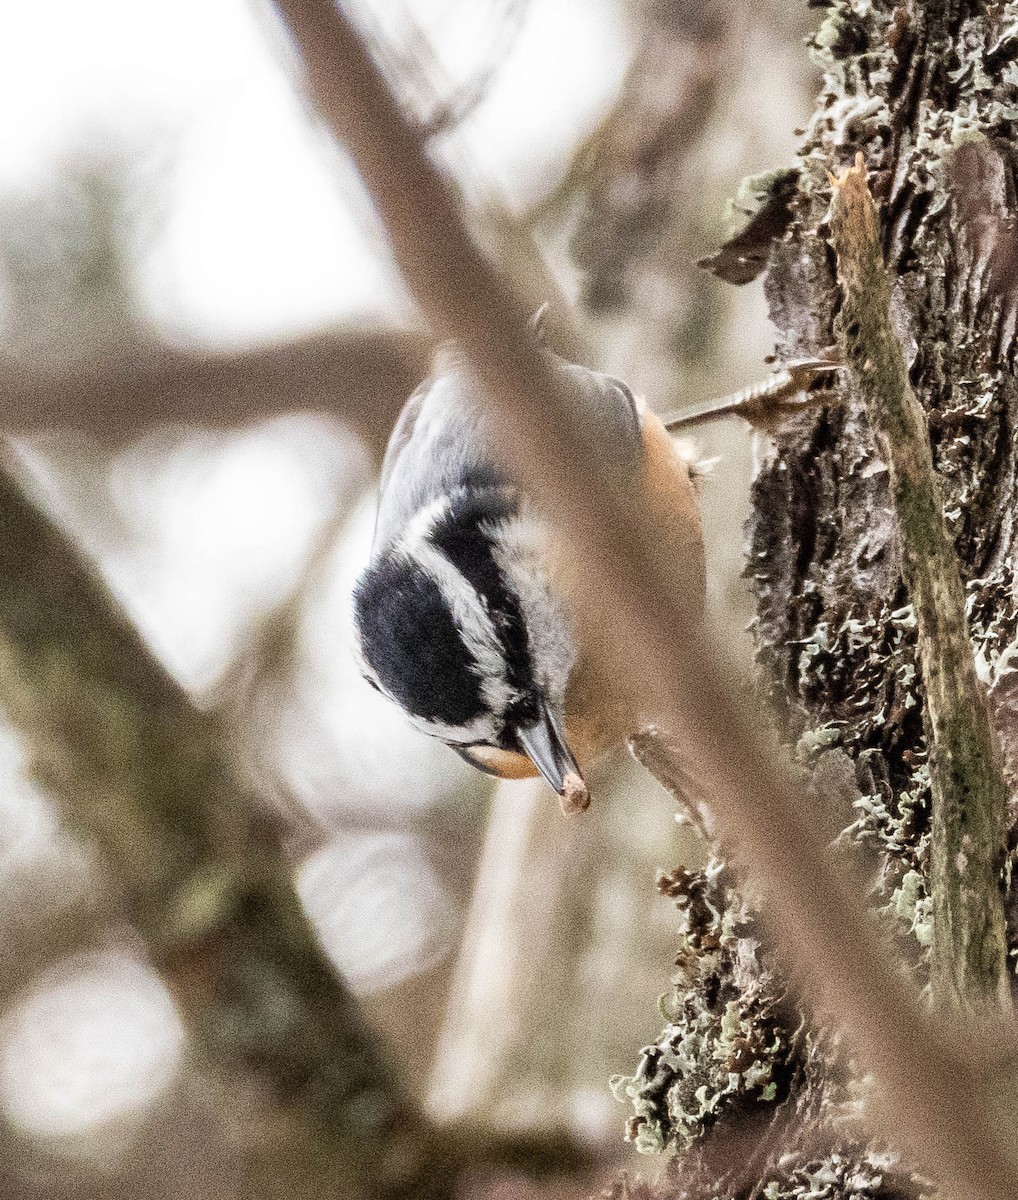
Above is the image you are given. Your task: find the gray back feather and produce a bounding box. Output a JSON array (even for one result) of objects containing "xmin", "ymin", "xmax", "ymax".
[{"xmin": 372, "ymin": 349, "xmax": 642, "ymax": 556}]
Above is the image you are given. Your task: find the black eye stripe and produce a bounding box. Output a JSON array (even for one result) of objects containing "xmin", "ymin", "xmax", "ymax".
[{"xmin": 428, "ymin": 489, "xmax": 539, "ymax": 727}]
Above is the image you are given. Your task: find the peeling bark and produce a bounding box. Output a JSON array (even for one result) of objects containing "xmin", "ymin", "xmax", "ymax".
[{"xmin": 828, "ymin": 157, "xmax": 1009, "ymax": 1008}]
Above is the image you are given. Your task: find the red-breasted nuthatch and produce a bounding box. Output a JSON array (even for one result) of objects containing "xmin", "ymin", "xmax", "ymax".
[{"xmin": 353, "ymin": 341, "xmax": 705, "ymax": 811}]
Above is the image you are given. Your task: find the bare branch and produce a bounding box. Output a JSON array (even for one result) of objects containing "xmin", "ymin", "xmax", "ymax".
[
  {"xmin": 418, "ymin": 0, "xmax": 533, "ymax": 140},
  {"xmin": 267, "ymin": 4, "xmax": 1018, "ymax": 1196},
  {"xmin": 0, "ymin": 326, "xmax": 432, "ymax": 458}
]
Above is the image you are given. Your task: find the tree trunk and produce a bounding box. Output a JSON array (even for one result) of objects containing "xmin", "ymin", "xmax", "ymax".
[
  {"xmin": 614, "ymin": 0, "xmax": 1018, "ymax": 1194},
  {"xmin": 753, "ymin": 0, "xmax": 1018, "ymax": 1006}
]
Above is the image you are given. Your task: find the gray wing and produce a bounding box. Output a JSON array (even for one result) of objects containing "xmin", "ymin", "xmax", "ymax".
[
  {"xmin": 371, "ymin": 352, "xmax": 644, "ymax": 555},
  {"xmin": 377, "ymin": 380, "xmax": 427, "ymax": 501},
  {"xmin": 556, "ymin": 361, "xmax": 643, "ymax": 464},
  {"xmin": 371, "ymin": 365, "xmax": 504, "ymax": 554}
]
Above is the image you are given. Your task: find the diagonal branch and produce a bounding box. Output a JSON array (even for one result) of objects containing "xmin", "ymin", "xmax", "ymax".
[
  {"xmin": 0, "ymin": 457, "xmax": 452, "ymax": 1200},
  {"xmin": 267, "ymin": 4, "xmax": 1018, "ymax": 1196}
]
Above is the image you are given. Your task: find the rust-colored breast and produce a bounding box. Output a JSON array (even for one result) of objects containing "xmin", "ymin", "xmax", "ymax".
[
  {"xmin": 561, "ymin": 400, "xmax": 705, "ymax": 771},
  {"xmin": 637, "ymin": 403, "xmax": 706, "ymax": 615},
  {"xmin": 459, "ymin": 744, "xmax": 539, "ymax": 780},
  {"xmin": 466, "ymin": 405, "xmax": 705, "ymax": 782}
]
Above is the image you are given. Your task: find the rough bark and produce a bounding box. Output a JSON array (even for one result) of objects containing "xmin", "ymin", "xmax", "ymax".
[
  {"xmin": 753, "ymin": 0, "xmax": 1018, "ymax": 1001},
  {"xmin": 615, "ymin": 0, "xmax": 1018, "ymax": 1194},
  {"xmin": 828, "ymin": 157, "xmax": 1009, "ymax": 1007}
]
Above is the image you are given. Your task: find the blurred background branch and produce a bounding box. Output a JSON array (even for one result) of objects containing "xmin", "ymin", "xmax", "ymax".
[
  {"xmin": 0, "ymin": 327, "xmax": 432, "ymax": 458},
  {"xmin": 0, "ymin": 458, "xmax": 459, "ymax": 1199}
]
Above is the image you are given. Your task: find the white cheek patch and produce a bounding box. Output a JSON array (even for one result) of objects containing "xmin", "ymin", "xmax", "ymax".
[{"xmin": 487, "ymin": 515, "xmax": 576, "ymax": 709}]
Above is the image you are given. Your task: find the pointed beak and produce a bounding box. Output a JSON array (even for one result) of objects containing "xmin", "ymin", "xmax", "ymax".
[{"xmin": 514, "ymin": 703, "xmax": 590, "ymax": 813}]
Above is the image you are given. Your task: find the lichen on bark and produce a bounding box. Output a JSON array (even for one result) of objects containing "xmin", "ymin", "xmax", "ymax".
[
  {"xmin": 754, "ymin": 0, "xmax": 1018, "ymax": 990},
  {"xmin": 614, "ymin": 0, "xmax": 1018, "ymax": 1193},
  {"xmin": 827, "ymin": 156, "xmax": 1009, "ymax": 1007},
  {"xmin": 610, "ymin": 861, "xmax": 797, "ymax": 1157}
]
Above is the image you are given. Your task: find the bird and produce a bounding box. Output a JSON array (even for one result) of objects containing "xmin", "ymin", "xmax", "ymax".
[{"xmin": 352, "ymin": 332, "xmax": 705, "ymax": 813}]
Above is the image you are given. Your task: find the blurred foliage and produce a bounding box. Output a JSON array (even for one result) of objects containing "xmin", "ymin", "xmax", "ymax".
[{"xmin": 0, "ymin": 143, "xmax": 164, "ymax": 364}]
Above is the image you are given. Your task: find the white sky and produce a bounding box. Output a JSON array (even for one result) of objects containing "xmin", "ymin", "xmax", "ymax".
[{"xmin": 0, "ymin": 0, "xmax": 630, "ymax": 345}]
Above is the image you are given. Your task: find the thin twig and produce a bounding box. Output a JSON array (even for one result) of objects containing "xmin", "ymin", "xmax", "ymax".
[
  {"xmin": 828, "ymin": 154, "xmax": 1011, "ymax": 1010},
  {"xmin": 418, "ymin": 0, "xmax": 533, "ymax": 140},
  {"xmin": 268, "ymin": 5, "xmax": 1018, "ymax": 1195}
]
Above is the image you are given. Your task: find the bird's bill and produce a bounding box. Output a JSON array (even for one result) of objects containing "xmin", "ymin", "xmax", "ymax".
[{"xmin": 515, "ymin": 704, "xmax": 589, "ymax": 812}]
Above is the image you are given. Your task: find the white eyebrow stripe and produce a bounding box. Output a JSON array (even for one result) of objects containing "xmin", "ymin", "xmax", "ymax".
[{"xmin": 488, "ymin": 514, "xmax": 576, "ymax": 710}]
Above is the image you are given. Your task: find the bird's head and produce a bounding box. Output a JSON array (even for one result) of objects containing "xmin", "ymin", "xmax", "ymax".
[{"xmin": 353, "ymin": 483, "xmax": 587, "ymax": 804}]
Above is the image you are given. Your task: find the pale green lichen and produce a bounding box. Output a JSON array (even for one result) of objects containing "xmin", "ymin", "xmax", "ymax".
[
  {"xmin": 890, "ymin": 869, "xmax": 934, "ymax": 947},
  {"xmin": 613, "ymin": 862, "xmax": 793, "ymax": 1155},
  {"xmin": 792, "ymin": 597, "xmax": 938, "ymax": 960},
  {"xmin": 759, "ymin": 1149, "xmax": 932, "ymax": 1200}
]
